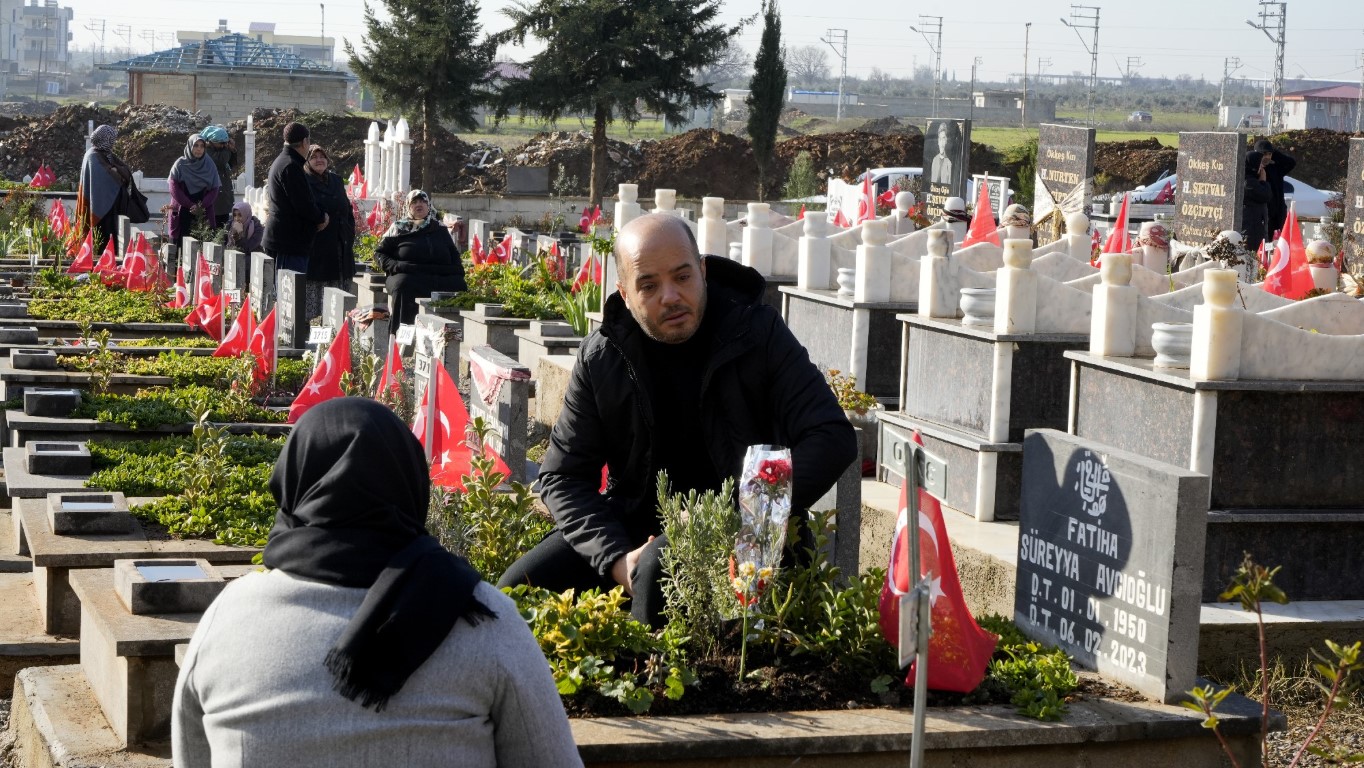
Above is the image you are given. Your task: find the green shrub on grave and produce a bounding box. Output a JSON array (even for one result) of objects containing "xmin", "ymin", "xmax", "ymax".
[
  {"xmin": 73, "ymin": 385, "xmax": 287, "ymax": 429},
  {"xmin": 59, "ymin": 351, "xmax": 309, "ymax": 392},
  {"xmin": 27, "ymin": 279, "xmax": 190, "ymax": 324}
]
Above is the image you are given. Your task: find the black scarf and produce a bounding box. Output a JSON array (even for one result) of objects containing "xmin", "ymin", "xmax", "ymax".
[{"xmin": 263, "ymin": 397, "xmax": 493, "ymax": 711}]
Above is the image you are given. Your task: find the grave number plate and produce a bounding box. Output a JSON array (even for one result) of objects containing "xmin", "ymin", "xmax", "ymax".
[
  {"xmin": 224, "ymin": 289, "xmax": 242, "ymax": 305},
  {"xmin": 897, "ymin": 589, "xmax": 921, "ymax": 669},
  {"xmin": 396, "ymin": 324, "xmax": 416, "ymax": 345},
  {"xmin": 308, "ymin": 326, "xmax": 336, "ymax": 344}
]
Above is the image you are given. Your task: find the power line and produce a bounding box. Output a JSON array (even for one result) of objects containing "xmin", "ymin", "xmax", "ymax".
[
  {"xmin": 910, "ymin": 16, "xmax": 942, "ymax": 118},
  {"xmin": 819, "ymin": 29, "xmax": 848, "ymax": 122},
  {"xmin": 1246, "ymin": 1, "xmax": 1287, "ymax": 133},
  {"xmin": 1060, "ymin": 5, "xmax": 1100, "ymax": 126}
]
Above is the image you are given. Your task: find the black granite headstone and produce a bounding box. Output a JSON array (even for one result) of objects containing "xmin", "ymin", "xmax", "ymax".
[
  {"xmin": 1015, "ymin": 429, "xmax": 1208, "ymax": 703},
  {"xmin": 275, "ymin": 269, "xmax": 308, "ymax": 350},
  {"xmin": 923, "ymin": 119, "xmax": 971, "ymax": 220},
  {"xmin": 1034, "ymin": 124, "xmax": 1096, "ymax": 234},
  {"xmin": 1344, "ymin": 138, "xmax": 1364, "ymax": 263},
  {"xmin": 1174, "ymin": 132, "xmax": 1245, "ymax": 246}
]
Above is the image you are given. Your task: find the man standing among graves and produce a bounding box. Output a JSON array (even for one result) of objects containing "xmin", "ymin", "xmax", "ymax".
[
  {"xmin": 263, "ymin": 122, "xmax": 328, "ymax": 276},
  {"xmin": 498, "ymin": 214, "xmax": 857, "ymax": 627},
  {"xmin": 1253, "ymin": 138, "xmax": 1297, "ymax": 236}
]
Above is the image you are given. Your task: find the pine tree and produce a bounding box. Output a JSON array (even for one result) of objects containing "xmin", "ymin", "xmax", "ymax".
[
  {"xmin": 346, "ymin": 0, "xmax": 495, "ymax": 190},
  {"xmin": 746, "ymin": 0, "xmax": 787, "ymax": 202},
  {"xmin": 495, "ymin": 0, "xmax": 746, "ymax": 206}
]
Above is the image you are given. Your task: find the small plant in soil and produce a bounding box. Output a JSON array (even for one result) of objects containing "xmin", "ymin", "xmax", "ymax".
[{"xmin": 1184, "ymin": 553, "xmax": 1364, "ymax": 766}]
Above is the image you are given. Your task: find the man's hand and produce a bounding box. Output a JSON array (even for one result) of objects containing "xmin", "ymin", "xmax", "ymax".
[
  {"xmin": 317, "ymin": 212, "xmax": 330, "ymax": 232},
  {"xmin": 610, "ymin": 536, "xmax": 655, "ymax": 596}
]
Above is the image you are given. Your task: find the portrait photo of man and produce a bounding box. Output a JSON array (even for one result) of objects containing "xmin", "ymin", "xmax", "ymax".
[{"xmin": 927, "ymin": 120, "xmax": 962, "ymax": 187}]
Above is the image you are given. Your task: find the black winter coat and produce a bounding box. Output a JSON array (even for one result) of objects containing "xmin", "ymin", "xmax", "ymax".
[
  {"xmin": 1243, "ymin": 176, "xmax": 1271, "ymax": 252},
  {"xmin": 537, "ymin": 256, "xmax": 858, "ymax": 578},
  {"xmin": 261, "ymin": 146, "xmax": 324, "ymax": 256},
  {"xmin": 375, "ymin": 220, "xmax": 466, "ymax": 327},
  {"xmin": 305, "ymin": 170, "xmax": 356, "ymax": 282}
]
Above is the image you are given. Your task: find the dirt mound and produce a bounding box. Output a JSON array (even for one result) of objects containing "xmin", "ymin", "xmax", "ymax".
[
  {"xmin": 488, "ymin": 130, "xmax": 644, "ymax": 197},
  {"xmin": 116, "ymin": 105, "xmax": 211, "ymax": 180},
  {"xmin": 0, "ymin": 100, "xmax": 60, "ymax": 117},
  {"xmin": 1257, "ymin": 128, "xmax": 1355, "ymax": 192},
  {"xmin": 0, "ymin": 104, "xmax": 118, "ymax": 186},
  {"xmin": 1092, "ymin": 137, "xmax": 1177, "ymax": 194},
  {"xmin": 637, "ymin": 129, "xmax": 756, "ymax": 199},
  {"xmin": 859, "ymin": 116, "xmax": 921, "ymax": 136}
]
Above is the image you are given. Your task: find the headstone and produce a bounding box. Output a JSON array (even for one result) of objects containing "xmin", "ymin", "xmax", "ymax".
[
  {"xmin": 222, "ymin": 249, "xmax": 249, "ymax": 295},
  {"xmin": 1174, "ymin": 132, "xmax": 1245, "ymax": 247},
  {"xmin": 923, "ymin": 118, "xmax": 972, "ymax": 220},
  {"xmin": 412, "ymin": 313, "xmax": 460, "ymax": 409},
  {"xmin": 46, "ymin": 491, "xmax": 132, "ymax": 535},
  {"xmin": 201, "ymin": 242, "xmax": 225, "ymax": 294},
  {"xmin": 1014, "ymin": 429, "xmax": 1208, "ymax": 703},
  {"xmin": 25, "ymin": 441, "xmax": 90, "ymax": 475},
  {"xmin": 275, "ymin": 269, "xmax": 308, "ymax": 350},
  {"xmin": 1344, "ymin": 138, "xmax": 1364, "ymax": 264},
  {"xmin": 507, "ymin": 166, "xmax": 550, "ymax": 195},
  {"xmin": 468, "ymin": 219, "xmax": 492, "ymax": 251},
  {"xmin": 0, "ymin": 326, "xmax": 38, "ymax": 344},
  {"xmin": 466, "ymin": 345, "xmax": 531, "ymax": 483},
  {"xmin": 0, "ymin": 302, "xmax": 28, "ymax": 318},
  {"xmin": 117, "ymin": 215, "xmax": 130, "ymax": 257},
  {"xmin": 12, "ymin": 348, "xmax": 58, "ymax": 370},
  {"xmin": 322, "ymin": 288, "xmax": 357, "ymax": 334},
  {"xmin": 181, "ymin": 237, "xmax": 201, "ymax": 275},
  {"xmin": 114, "ymin": 558, "xmax": 225, "ymax": 615},
  {"xmin": 249, "ymin": 252, "xmax": 275, "ymax": 322},
  {"xmin": 23, "ymin": 388, "xmax": 81, "ymax": 418},
  {"xmin": 1034, "ymin": 124, "xmax": 1096, "ymax": 236}
]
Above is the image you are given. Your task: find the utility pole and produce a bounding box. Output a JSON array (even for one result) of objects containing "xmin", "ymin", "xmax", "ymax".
[
  {"xmin": 1060, "ymin": 5, "xmax": 1100, "ymax": 126},
  {"xmin": 1246, "ymin": 1, "xmax": 1287, "ymax": 133},
  {"xmin": 319, "ymin": 3, "xmax": 326, "ymax": 65},
  {"xmin": 1125, "ymin": 56, "xmax": 1142, "ymax": 82},
  {"xmin": 969, "ymin": 57, "xmax": 982, "ymax": 120},
  {"xmin": 85, "ymin": 19, "xmax": 106, "ymax": 66},
  {"xmin": 819, "ymin": 29, "xmax": 848, "ymax": 122},
  {"xmin": 1022, "ymin": 22, "xmax": 1031, "ymax": 128},
  {"xmin": 910, "ymin": 16, "xmax": 943, "ymax": 118},
  {"xmin": 1356, "ymin": 49, "xmax": 1363, "ymax": 134},
  {"xmin": 1219, "ymin": 56, "xmax": 1241, "ymax": 111}
]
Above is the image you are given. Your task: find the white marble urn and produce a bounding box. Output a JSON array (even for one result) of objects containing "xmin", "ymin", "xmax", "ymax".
[
  {"xmin": 960, "ymin": 288, "xmax": 996, "ymax": 327},
  {"xmin": 1151, "ymin": 322, "xmax": 1194, "ymax": 368}
]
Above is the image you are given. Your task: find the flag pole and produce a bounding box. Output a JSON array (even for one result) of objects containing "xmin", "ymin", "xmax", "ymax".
[{"xmin": 905, "ymin": 444, "xmax": 928, "ymax": 768}]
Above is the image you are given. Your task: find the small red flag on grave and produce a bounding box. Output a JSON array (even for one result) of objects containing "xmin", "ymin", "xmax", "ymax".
[
  {"xmin": 93, "ymin": 237, "xmax": 119, "ymax": 284},
  {"xmin": 878, "ymin": 431, "xmax": 998, "ymax": 693},
  {"xmin": 169, "ymin": 265, "xmax": 189, "ymax": 308},
  {"xmin": 491, "ymin": 233, "xmax": 514, "ymax": 263},
  {"xmin": 572, "ymin": 253, "xmax": 602, "ymax": 293},
  {"xmin": 195, "ymin": 253, "xmax": 215, "ymax": 305},
  {"xmin": 832, "ymin": 208, "xmax": 851, "ymax": 228},
  {"xmin": 288, "ymin": 320, "xmax": 351, "ymax": 423},
  {"xmin": 545, "ymin": 241, "xmax": 565, "ymax": 280},
  {"xmin": 878, "ymin": 188, "xmax": 897, "ymax": 209},
  {"xmin": 376, "ymin": 336, "xmax": 404, "ymax": 396},
  {"xmin": 1103, "ymin": 193, "xmax": 1132, "ymax": 255},
  {"xmin": 248, "ymin": 306, "xmax": 277, "ymax": 382},
  {"xmin": 213, "ymin": 303, "xmax": 255, "ymax": 358},
  {"xmin": 188, "ymin": 294, "xmax": 225, "ymax": 342},
  {"xmin": 1265, "ymin": 206, "xmax": 1313, "ymax": 299},
  {"xmin": 961, "ymin": 179, "xmax": 1003, "ymax": 248},
  {"xmin": 855, "ymin": 173, "xmax": 875, "ymax": 225},
  {"xmin": 67, "ymin": 232, "xmax": 94, "ymax": 274},
  {"xmin": 428, "ymin": 361, "xmax": 510, "ymax": 490},
  {"xmin": 48, "ymin": 199, "xmax": 68, "ymax": 238},
  {"xmin": 470, "ymin": 234, "xmax": 484, "ymax": 264}
]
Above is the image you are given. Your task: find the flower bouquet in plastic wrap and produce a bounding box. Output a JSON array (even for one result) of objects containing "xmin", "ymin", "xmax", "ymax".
[{"xmin": 732, "ymin": 444, "xmax": 792, "ymax": 680}]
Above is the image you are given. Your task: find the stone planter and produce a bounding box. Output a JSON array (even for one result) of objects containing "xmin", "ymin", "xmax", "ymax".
[
  {"xmin": 1308, "ymin": 264, "xmax": 1338, "ymax": 293},
  {"xmin": 960, "ymin": 288, "xmax": 996, "ymax": 327},
  {"xmin": 1151, "ymin": 322, "xmax": 1194, "ymax": 368},
  {"xmin": 846, "ymin": 406, "xmax": 881, "ymax": 467},
  {"xmin": 835, "ymin": 268, "xmax": 855, "ymax": 296}
]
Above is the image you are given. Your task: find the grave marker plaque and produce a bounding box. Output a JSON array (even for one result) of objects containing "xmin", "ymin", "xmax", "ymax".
[
  {"xmin": 322, "ymin": 288, "xmax": 357, "ymax": 335},
  {"xmin": 1344, "ymin": 138, "xmax": 1364, "ymax": 263},
  {"xmin": 223, "ymin": 249, "xmax": 249, "ymax": 295},
  {"xmin": 1034, "ymin": 124, "xmax": 1096, "ymax": 236},
  {"xmin": 1174, "ymin": 132, "xmax": 1245, "ymax": 247},
  {"xmin": 275, "ymin": 269, "xmax": 308, "ymax": 349},
  {"xmin": 249, "ymin": 253, "xmax": 275, "ymax": 321},
  {"xmin": 1014, "ymin": 429, "xmax": 1208, "ymax": 703},
  {"xmin": 922, "ymin": 119, "xmax": 971, "ymax": 220},
  {"xmin": 201, "ymin": 242, "xmax": 225, "ymax": 294}
]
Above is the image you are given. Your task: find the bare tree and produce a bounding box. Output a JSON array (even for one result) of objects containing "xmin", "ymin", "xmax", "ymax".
[
  {"xmin": 785, "ymin": 45, "xmax": 830, "ymax": 88},
  {"xmin": 695, "ymin": 40, "xmax": 751, "ymax": 89}
]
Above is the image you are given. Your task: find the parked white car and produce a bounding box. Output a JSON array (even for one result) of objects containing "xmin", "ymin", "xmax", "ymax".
[{"xmin": 1128, "ymin": 173, "xmax": 1341, "ymax": 218}]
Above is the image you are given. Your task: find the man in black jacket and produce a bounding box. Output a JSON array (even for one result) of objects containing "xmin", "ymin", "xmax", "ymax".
[
  {"xmin": 262, "ymin": 122, "xmax": 327, "ymax": 275},
  {"xmin": 499, "ymin": 214, "xmax": 857, "ymax": 626},
  {"xmin": 1253, "ymin": 138, "xmax": 1297, "ymax": 236}
]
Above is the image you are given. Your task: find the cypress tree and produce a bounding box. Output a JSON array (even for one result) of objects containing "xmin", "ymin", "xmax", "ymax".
[{"xmin": 746, "ymin": 0, "xmax": 787, "ymax": 202}]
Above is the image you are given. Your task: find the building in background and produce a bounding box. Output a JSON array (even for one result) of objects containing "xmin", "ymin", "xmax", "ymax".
[
  {"xmin": 1274, "ymin": 84, "xmax": 1361, "ymax": 132},
  {"xmin": 106, "ymin": 33, "xmax": 350, "ymax": 120},
  {"xmin": 0, "ymin": 0, "xmax": 73, "ymax": 95},
  {"xmin": 178, "ymin": 20, "xmax": 333, "ymax": 68}
]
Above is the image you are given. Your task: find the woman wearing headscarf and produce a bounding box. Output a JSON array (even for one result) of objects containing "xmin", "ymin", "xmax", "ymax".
[
  {"xmin": 375, "ymin": 189, "xmax": 465, "ymax": 329},
  {"xmin": 171, "ymin": 398, "xmax": 581, "ymax": 768},
  {"xmin": 224, "ymin": 201, "xmax": 264, "ymax": 257},
  {"xmin": 75, "ymin": 124, "xmax": 132, "ymax": 252},
  {"xmin": 303, "ymin": 144, "xmax": 357, "ymax": 322},
  {"xmin": 201, "ymin": 125, "xmax": 237, "ymax": 229},
  {"xmin": 167, "ymin": 133, "xmax": 221, "ymax": 244},
  {"xmin": 1243, "ymin": 150, "xmax": 1271, "ymax": 253}
]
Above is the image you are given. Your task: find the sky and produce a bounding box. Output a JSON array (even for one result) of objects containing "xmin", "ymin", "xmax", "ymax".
[{"xmin": 59, "ymin": 0, "xmax": 1364, "ymax": 86}]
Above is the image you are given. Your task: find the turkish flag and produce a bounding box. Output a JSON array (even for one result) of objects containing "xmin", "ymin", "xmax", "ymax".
[
  {"xmin": 189, "ymin": 294, "xmax": 225, "ymax": 342},
  {"xmin": 169, "ymin": 265, "xmax": 190, "ymax": 308},
  {"xmin": 213, "ymin": 303, "xmax": 255, "ymax": 358},
  {"xmin": 67, "ymin": 232, "xmax": 94, "ymax": 274},
  {"xmin": 195, "ymin": 254, "xmax": 215, "ymax": 305},
  {"xmin": 1152, "ymin": 179, "xmax": 1174, "ymax": 204},
  {"xmin": 579, "ymin": 207, "xmax": 594, "ymax": 233},
  {"xmin": 287, "ymin": 320, "xmax": 352, "ymax": 423},
  {"xmin": 93, "ymin": 238, "xmax": 119, "ymax": 283},
  {"xmin": 412, "ymin": 383, "xmax": 428, "ymax": 443},
  {"xmin": 48, "ymin": 200, "xmax": 68, "ymax": 238},
  {"xmin": 123, "ymin": 248, "xmax": 150, "ymax": 291},
  {"xmin": 545, "ymin": 241, "xmax": 565, "ymax": 280},
  {"xmin": 427, "ymin": 362, "xmax": 510, "ymax": 490},
  {"xmin": 878, "ymin": 188, "xmax": 897, "ymax": 209},
  {"xmin": 248, "ymin": 307, "xmax": 277, "ymax": 383},
  {"xmin": 854, "ymin": 174, "xmax": 875, "ymax": 225},
  {"xmin": 1264, "ymin": 207, "xmax": 1314, "ymax": 299},
  {"xmin": 376, "ymin": 337, "xmax": 404, "ymax": 396},
  {"xmin": 571, "ymin": 253, "xmax": 602, "ymax": 293},
  {"xmin": 491, "ymin": 233, "xmax": 514, "ymax": 264},
  {"xmin": 832, "ymin": 208, "xmax": 851, "ymax": 228},
  {"xmin": 878, "ymin": 432, "xmax": 998, "ymax": 693},
  {"xmin": 366, "ymin": 202, "xmax": 383, "ymax": 234},
  {"xmin": 961, "ymin": 179, "xmax": 1003, "ymax": 248},
  {"xmin": 470, "ymin": 234, "xmax": 484, "ymax": 265},
  {"xmin": 1103, "ymin": 193, "xmax": 1131, "ymax": 256}
]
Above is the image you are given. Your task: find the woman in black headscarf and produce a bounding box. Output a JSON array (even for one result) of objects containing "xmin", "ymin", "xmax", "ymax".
[
  {"xmin": 76, "ymin": 124, "xmax": 132, "ymax": 252},
  {"xmin": 172, "ymin": 398, "xmax": 581, "ymax": 768},
  {"xmin": 167, "ymin": 133, "xmax": 221, "ymax": 244},
  {"xmin": 375, "ymin": 189, "xmax": 466, "ymax": 330},
  {"xmin": 1243, "ymin": 150, "xmax": 1271, "ymax": 253},
  {"xmin": 303, "ymin": 144, "xmax": 356, "ymax": 322}
]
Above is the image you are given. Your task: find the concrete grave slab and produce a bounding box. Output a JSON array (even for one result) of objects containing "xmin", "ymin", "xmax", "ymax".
[
  {"xmin": 47, "ymin": 492, "xmax": 132, "ymax": 535},
  {"xmin": 0, "ymin": 326, "xmax": 39, "ymax": 344},
  {"xmin": 11, "ymin": 348, "xmax": 58, "ymax": 370},
  {"xmin": 26, "ymin": 441, "xmax": 91, "ymax": 476},
  {"xmin": 114, "ymin": 558, "xmax": 225, "ymax": 615},
  {"xmin": 23, "ymin": 387, "xmax": 81, "ymax": 418}
]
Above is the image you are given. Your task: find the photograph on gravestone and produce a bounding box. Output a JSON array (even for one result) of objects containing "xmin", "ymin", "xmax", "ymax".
[
  {"xmin": 1034, "ymin": 124, "xmax": 1096, "ymax": 239},
  {"xmin": 1345, "ymin": 138, "xmax": 1364, "ymax": 265},
  {"xmin": 923, "ymin": 119, "xmax": 971, "ymax": 220},
  {"xmin": 1173, "ymin": 132, "xmax": 1246, "ymax": 247},
  {"xmin": 1014, "ymin": 429, "xmax": 1208, "ymax": 703}
]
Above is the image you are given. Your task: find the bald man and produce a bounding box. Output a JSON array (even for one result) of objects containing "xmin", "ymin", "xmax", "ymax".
[{"xmin": 499, "ymin": 214, "xmax": 856, "ymax": 627}]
